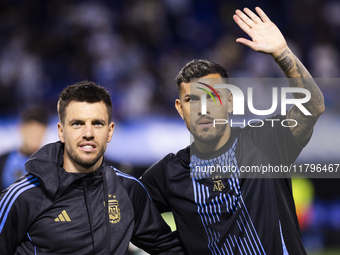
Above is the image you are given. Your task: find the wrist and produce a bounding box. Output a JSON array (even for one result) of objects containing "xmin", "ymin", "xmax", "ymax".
[{"xmin": 272, "ymin": 45, "xmax": 290, "ymax": 60}]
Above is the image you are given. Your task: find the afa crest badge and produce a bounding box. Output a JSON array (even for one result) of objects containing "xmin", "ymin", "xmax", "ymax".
[
  {"xmin": 212, "ymin": 177, "xmax": 225, "ymax": 192},
  {"xmin": 107, "ymin": 194, "xmax": 120, "ymax": 224}
]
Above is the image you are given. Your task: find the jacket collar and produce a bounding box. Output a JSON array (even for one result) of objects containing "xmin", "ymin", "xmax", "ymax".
[{"xmin": 25, "ymin": 141, "xmax": 104, "ymax": 199}]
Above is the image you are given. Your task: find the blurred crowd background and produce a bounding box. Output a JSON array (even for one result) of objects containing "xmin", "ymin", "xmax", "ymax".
[
  {"xmin": 0, "ymin": 0, "xmax": 339, "ymax": 254},
  {"xmin": 1, "ymin": 0, "xmax": 340, "ymax": 118}
]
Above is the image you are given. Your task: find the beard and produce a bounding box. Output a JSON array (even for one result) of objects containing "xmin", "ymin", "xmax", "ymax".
[
  {"xmin": 192, "ymin": 126, "xmax": 226, "ymax": 144},
  {"xmin": 65, "ymin": 144, "xmax": 105, "ymax": 169},
  {"xmin": 190, "ymin": 116, "xmax": 227, "ymax": 144}
]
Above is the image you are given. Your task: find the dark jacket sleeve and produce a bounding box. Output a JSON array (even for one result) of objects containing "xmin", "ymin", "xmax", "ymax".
[
  {"xmin": 121, "ymin": 176, "xmax": 186, "ymax": 255},
  {"xmin": 140, "ymin": 157, "xmax": 172, "ymax": 213},
  {"xmin": 0, "ymin": 175, "xmax": 41, "ymax": 255}
]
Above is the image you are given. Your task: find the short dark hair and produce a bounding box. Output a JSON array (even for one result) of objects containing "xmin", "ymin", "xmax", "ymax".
[
  {"xmin": 175, "ymin": 59, "xmax": 229, "ymax": 92},
  {"xmin": 57, "ymin": 81, "xmax": 112, "ymax": 124},
  {"xmin": 21, "ymin": 105, "xmax": 50, "ymax": 125}
]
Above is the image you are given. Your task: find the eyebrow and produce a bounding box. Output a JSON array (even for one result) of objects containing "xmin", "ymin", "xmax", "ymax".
[
  {"xmin": 68, "ymin": 118, "xmax": 107, "ymax": 124},
  {"xmin": 184, "ymin": 94, "xmax": 200, "ymax": 99},
  {"xmin": 184, "ymin": 91, "xmax": 222, "ymax": 98},
  {"xmin": 209, "ymin": 91, "xmax": 222, "ymax": 96}
]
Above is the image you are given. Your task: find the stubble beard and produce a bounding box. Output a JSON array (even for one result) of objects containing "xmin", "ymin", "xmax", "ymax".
[
  {"xmin": 191, "ymin": 124, "xmax": 227, "ymax": 144},
  {"xmin": 65, "ymin": 144, "xmax": 106, "ymax": 169}
]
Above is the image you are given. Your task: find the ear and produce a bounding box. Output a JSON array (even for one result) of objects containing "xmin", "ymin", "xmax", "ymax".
[
  {"xmin": 175, "ymin": 99, "xmax": 184, "ymax": 120},
  {"xmin": 107, "ymin": 122, "xmax": 115, "ymax": 143},
  {"xmin": 227, "ymin": 91, "xmax": 233, "ymax": 114},
  {"xmin": 57, "ymin": 122, "xmax": 65, "ymax": 143}
]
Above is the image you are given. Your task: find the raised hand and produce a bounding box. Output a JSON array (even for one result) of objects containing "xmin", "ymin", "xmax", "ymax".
[
  {"xmin": 233, "ymin": 7, "xmax": 325, "ymax": 146},
  {"xmin": 233, "ymin": 7, "xmax": 288, "ymax": 57}
]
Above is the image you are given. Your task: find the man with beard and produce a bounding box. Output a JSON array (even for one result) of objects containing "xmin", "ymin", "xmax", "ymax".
[
  {"xmin": 0, "ymin": 81, "xmax": 185, "ymax": 255},
  {"xmin": 140, "ymin": 7, "xmax": 325, "ymax": 255}
]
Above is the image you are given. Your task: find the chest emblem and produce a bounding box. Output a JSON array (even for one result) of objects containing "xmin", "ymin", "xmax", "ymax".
[
  {"xmin": 54, "ymin": 210, "xmax": 71, "ymax": 222},
  {"xmin": 212, "ymin": 178, "xmax": 225, "ymax": 192},
  {"xmin": 107, "ymin": 194, "xmax": 121, "ymax": 224}
]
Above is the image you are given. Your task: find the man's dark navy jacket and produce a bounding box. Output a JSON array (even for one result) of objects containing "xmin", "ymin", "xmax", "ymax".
[{"xmin": 0, "ymin": 142, "xmax": 184, "ymax": 255}]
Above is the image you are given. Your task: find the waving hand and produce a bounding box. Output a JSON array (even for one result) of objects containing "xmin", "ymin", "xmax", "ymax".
[
  {"xmin": 233, "ymin": 7, "xmax": 325, "ymax": 146},
  {"xmin": 233, "ymin": 7, "xmax": 288, "ymax": 57}
]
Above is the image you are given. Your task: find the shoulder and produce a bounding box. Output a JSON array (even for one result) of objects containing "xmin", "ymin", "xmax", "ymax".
[
  {"xmin": 161, "ymin": 145, "xmax": 191, "ymax": 165},
  {"xmin": 107, "ymin": 167, "xmax": 152, "ymax": 200},
  {"xmin": 141, "ymin": 146, "xmax": 190, "ymax": 184},
  {"xmin": 150, "ymin": 146, "xmax": 190, "ymax": 172},
  {"xmin": 0, "ymin": 174, "xmax": 42, "ymax": 220},
  {"xmin": 1, "ymin": 174, "xmax": 42, "ymax": 201},
  {"xmin": 113, "ymin": 168, "xmax": 145, "ymax": 187}
]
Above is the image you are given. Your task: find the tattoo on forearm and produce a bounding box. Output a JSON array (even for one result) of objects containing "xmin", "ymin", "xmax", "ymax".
[
  {"xmin": 279, "ymin": 56, "xmax": 294, "ymax": 73},
  {"xmin": 277, "ymin": 49, "xmax": 289, "ymax": 59},
  {"xmin": 276, "ymin": 50, "xmax": 310, "ymax": 78},
  {"xmin": 275, "ymin": 48, "xmax": 325, "ymax": 145},
  {"xmin": 276, "ymin": 50, "xmax": 294, "ymax": 73}
]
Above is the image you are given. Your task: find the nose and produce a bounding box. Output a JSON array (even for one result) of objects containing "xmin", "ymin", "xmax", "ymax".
[
  {"xmin": 83, "ymin": 123, "xmax": 94, "ymax": 139},
  {"xmin": 198, "ymin": 110, "xmax": 210, "ymax": 116}
]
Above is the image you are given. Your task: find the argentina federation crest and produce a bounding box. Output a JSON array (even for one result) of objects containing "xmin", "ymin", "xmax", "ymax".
[
  {"xmin": 212, "ymin": 177, "xmax": 225, "ymax": 192},
  {"xmin": 107, "ymin": 194, "xmax": 121, "ymax": 224}
]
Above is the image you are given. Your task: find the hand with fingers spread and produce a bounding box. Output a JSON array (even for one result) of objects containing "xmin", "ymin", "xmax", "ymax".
[
  {"xmin": 233, "ymin": 6, "xmax": 325, "ymax": 147},
  {"xmin": 233, "ymin": 7, "xmax": 288, "ymax": 57}
]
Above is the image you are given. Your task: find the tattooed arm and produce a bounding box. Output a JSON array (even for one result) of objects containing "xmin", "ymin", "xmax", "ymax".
[
  {"xmin": 273, "ymin": 48, "xmax": 325, "ymax": 145},
  {"xmin": 233, "ymin": 7, "xmax": 325, "ymax": 145}
]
